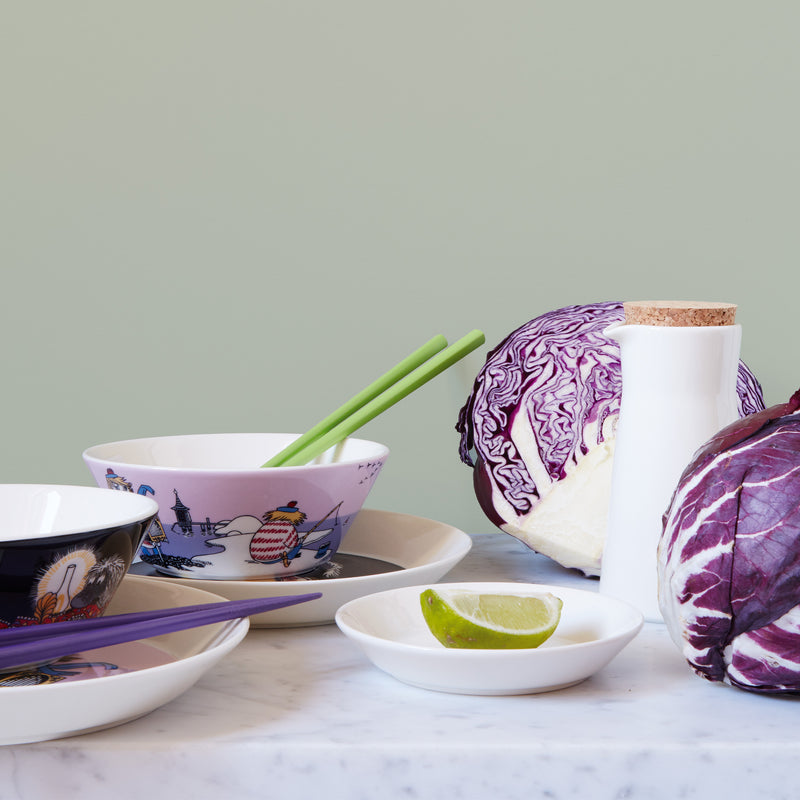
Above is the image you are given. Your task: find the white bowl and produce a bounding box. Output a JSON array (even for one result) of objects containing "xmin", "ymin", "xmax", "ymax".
[
  {"xmin": 335, "ymin": 582, "xmax": 644, "ymax": 695},
  {"xmin": 0, "ymin": 574, "xmax": 249, "ymax": 744}
]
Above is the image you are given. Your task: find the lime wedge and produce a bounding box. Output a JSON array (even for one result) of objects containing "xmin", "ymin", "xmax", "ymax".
[{"xmin": 420, "ymin": 588, "xmax": 563, "ymax": 649}]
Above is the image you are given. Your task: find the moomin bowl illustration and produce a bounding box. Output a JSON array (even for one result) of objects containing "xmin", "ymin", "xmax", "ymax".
[
  {"xmin": 0, "ymin": 484, "xmax": 157, "ymax": 627},
  {"xmin": 83, "ymin": 433, "xmax": 389, "ymax": 580}
]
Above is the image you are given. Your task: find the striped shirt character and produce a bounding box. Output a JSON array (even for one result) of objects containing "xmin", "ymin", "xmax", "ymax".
[{"xmin": 249, "ymin": 502, "xmax": 307, "ymax": 567}]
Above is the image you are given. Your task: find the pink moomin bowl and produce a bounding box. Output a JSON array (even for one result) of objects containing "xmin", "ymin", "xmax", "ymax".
[{"xmin": 82, "ymin": 433, "xmax": 389, "ymax": 581}]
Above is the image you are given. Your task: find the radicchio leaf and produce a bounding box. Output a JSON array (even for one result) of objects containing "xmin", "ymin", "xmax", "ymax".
[{"xmin": 658, "ymin": 391, "xmax": 800, "ymax": 693}]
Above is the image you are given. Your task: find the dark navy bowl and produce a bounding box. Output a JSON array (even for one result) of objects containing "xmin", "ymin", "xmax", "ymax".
[{"xmin": 0, "ymin": 484, "xmax": 158, "ymax": 627}]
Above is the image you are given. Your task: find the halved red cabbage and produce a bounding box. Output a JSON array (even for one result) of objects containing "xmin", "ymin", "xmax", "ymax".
[
  {"xmin": 456, "ymin": 302, "xmax": 765, "ymax": 576},
  {"xmin": 658, "ymin": 389, "xmax": 800, "ymax": 693}
]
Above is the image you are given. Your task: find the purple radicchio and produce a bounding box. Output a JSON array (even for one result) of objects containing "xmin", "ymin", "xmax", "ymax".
[
  {"xmin": 658, "ymin": 389, "xmax": 800, "ymax": 693},
  {"xmin": 456, "ymin": 302, "xmax": 765, "ymax": 576}
]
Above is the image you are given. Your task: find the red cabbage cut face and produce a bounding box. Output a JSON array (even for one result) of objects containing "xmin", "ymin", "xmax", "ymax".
[
  {"xmin": 658, "ymin": 390, "xmax": 800, "ymax": 693},
  {"xmin": 456, "ymin": 302, "xmax": 766, "ymax": 576}
]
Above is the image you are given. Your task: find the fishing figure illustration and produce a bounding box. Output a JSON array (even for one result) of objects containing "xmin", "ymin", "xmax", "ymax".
[{"xmin": 249, "ymin": 501, "xmax": 343, "ymax": 567}]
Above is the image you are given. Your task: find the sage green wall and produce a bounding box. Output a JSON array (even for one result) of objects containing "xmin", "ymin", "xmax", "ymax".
[{"xmin": 2, "ymin": 2, "xmax": 797, "ymax": 536}]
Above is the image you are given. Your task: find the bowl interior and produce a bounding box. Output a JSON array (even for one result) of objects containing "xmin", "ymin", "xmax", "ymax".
[
  {"xmin": 338, "ymin": 582, "xmax": 644, "ymax": 650},
  {"xmin": 83, "ymin": 433, "xmax": 389, "ymax": 470},
  {"xmin": 335, "ymin": 582, "xmax": 645, "ymax": 695},
  {"xmin": 0, "ymin": 485, "xmax": 158, "ymax": 542}
]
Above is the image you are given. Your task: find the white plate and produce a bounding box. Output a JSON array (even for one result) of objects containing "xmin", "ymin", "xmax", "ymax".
[
  {"xmin": 129, "ymin": 509, "xmax": 472, "ymax": 627},
  {"xmin": 335, "ymin": 582, "xmax": 644, "ymax": 695},
  {"xmin": 0, "ymin": 574, "xmax": 249, "ymax": 745}
]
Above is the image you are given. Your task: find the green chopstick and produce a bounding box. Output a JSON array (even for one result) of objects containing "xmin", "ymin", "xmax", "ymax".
[
  {"xmin": 273, "ymin": 329, "xmax": 485, "ymax": 468},
  {"xmin": 262, "ymin": 334, "xmax": 449, "ymax": 468}
]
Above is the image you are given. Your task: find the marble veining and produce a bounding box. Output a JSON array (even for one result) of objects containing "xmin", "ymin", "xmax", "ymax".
[{"xmin": 1, "ymin": 533, "xmax": 799, "ymax": 799}]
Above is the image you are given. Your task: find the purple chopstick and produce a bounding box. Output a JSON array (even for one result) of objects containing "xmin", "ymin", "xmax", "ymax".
[
  {"xmin": 0, "ymin": 593, "xmax": 321, "ymax": 672},
  {"xmin": 0, "ymin": 596, "xmax": 322, "ymax": 643}
]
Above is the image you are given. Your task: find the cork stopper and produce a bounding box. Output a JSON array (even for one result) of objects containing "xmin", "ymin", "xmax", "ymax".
[{"xmin": 623, "ymin": 301, "xmax": 737, "ymax": 327}]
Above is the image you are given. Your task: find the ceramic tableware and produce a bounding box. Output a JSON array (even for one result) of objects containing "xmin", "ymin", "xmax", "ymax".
[
  {"xmin": 335, "ymin": 581, "xmax": 644, "ymax": 695},
  {"xmin": 129, "ymin": 509, "xmax": 473, "ymax": 627},
  {"xmin": 0, "ymin": 484, "xmax": 158, "ymax": 628},
  {"xmin": 83, "ymin": 433, "xmax": 389, "ymax": 580},
  {"xmin": 601, "ymin": 302, "xmax": 741, "ymax": 621},
  {"xmin": 0, "ymin": 575, "xmax": 249, "ymax": 744}
]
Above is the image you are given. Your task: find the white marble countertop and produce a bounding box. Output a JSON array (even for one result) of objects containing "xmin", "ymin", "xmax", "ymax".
[{"xmin": 2, "ymin": 532, "xmax": 799, "ymax": 800}]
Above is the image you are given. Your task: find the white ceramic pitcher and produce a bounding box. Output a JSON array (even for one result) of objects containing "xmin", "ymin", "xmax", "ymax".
[{"xmin": 599, "ymin": 317, "xmax": 741, "ymax": 621}]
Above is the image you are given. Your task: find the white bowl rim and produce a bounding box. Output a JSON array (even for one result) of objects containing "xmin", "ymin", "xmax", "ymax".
[
  {"xmin": 0, "ymin": 484, "xmax": 159, "ymax": 542},
  {"xmin": 82, "ymin": 432, "xmax": 390, "ymax": 473},
  {"xmin": 335, "ymin": 581, "xmax": 645, "ymax": 656}
]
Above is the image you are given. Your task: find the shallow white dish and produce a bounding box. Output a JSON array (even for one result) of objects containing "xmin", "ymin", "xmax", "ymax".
[
  {"xmin": 0, "ymin": 574, "xmax": 249, "ymax": 745},
  {"xmin": 335, "ymin": 582, "xmax": 644, "ymax": 695},
  {"xmin": 130, "ymin": 509, "xmax": 472, "ymax": 627}
]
